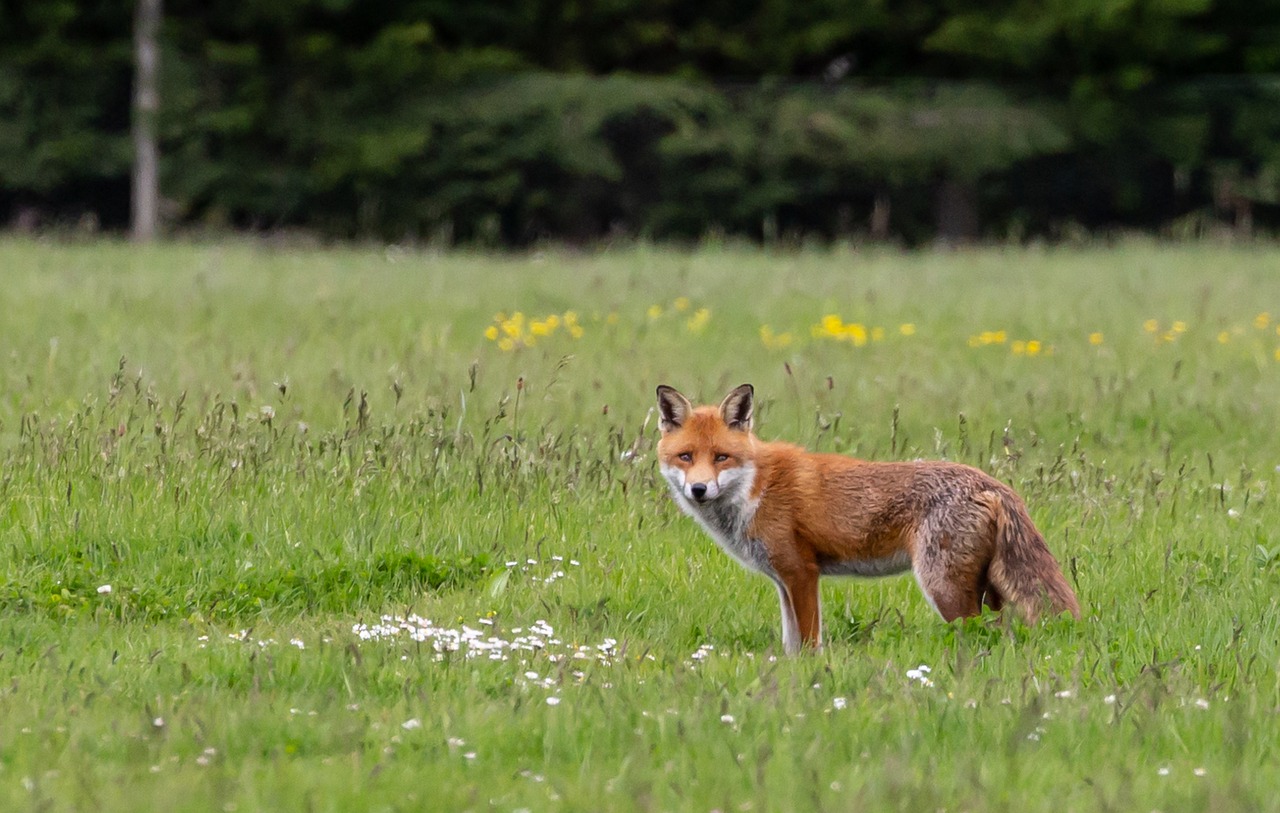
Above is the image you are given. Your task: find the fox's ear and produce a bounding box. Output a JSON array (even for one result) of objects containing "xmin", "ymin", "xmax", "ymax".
[
  {"xmin": 719, "ymin": 384, "xmax": 754, "ymax": 432},
  {"xmin": 656, "ymin": 385, "xmax": 693, "ymax": 433}
]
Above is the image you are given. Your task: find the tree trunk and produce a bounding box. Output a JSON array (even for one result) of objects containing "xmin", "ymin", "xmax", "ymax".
[
  {"xmin": 131, "ymin": 0, "xmax": 162, "ymax": 242},
  {"xmin": 934, "ymin": 177, "xmax": 978, "ymax": 246}
]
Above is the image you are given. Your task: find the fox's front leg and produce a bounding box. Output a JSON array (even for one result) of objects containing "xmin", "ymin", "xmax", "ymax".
[{"xmin": 775, "ymin": 567, "xmax": 821, "ymax": 655}]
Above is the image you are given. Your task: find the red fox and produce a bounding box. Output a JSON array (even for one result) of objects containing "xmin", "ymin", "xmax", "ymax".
[{"xmin": 656, "ymin": 384, "xmax": 1079, "ymax": 654}]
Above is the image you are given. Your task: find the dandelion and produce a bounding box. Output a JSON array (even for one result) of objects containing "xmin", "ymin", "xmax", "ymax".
[
  {"xmin": 1025, "ymin": 340, "xmax": 1042, "ymax": 356},
  {"xmin": 673, "ymin": 296, "xmax": 691, "ymax": 312},
  {"xmin": 1089, "ymin": 332, "xmax": 1104, "ymax": 345},
  {"xmin": 1144, "ymin": 319, "xmax": 1159, "ymax": 333},
  {"xmin": 686, "ymin": 308, "xmax": 711, "ymax": 334},
  {"xmin": 818, "ymin": 314, "xmax": 843, "ymax": 337},
  {"xmin": 969, "ymin": 330, "xmax": 1007, "ymax": 347},
  {"xmin": 1274, "ymin": 347, "xmax": 1280, "ymax": 362},
  {"xmin": 1255, "ymin": 312, "xmax": 1271, "ymax": 330},
  {"xmin": 871, "ymin": 326, "xmax": 885, "ymax": 342},
  {"xmin": 1172, "ymin": 321, "xmax": 1188, "ymax": 333},
  {"xmin": 647, "ymin": 304, "xmax": 663, "ymax": 320},
  {"xmin": 1011, "ymin": 340, "xmax": 1027, "ymax": 356},
  {"xmin": 483, "ymin": 326, "xmax": 499, "ymax": 341},
  {"xmin": 759, "ymin": 325, "xmax": 793, "ymax": 349},
  {"xmin": 899, "ymin": 323, "xmax": 916, "ymax": 336},
  {"xmin": 1218, "ymin": 331, "xmax": 1230, "ymax": 344}
]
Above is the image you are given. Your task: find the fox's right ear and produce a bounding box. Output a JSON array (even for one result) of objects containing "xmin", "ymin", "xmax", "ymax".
[
  {"xmin": 719, "ymin": 383, "xmax": 754, "ymax": 432},
  {"xmin": 656, "ymin": 385, "xmax": 693, "ymax": 434}
]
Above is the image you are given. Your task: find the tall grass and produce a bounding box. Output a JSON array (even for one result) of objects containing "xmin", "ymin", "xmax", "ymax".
[{"xmin": 1, "ymin": 238, "xmax": 1279, "ymax": 811}]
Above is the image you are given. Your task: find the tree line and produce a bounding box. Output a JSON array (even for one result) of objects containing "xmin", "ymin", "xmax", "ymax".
[{"xmin": 3, "ymin": 0, "xmax": 1280, "ymax": 244}]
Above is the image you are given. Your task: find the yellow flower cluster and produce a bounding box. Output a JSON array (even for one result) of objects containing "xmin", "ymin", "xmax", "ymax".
[
  {"xmin": 813, "ymin": 314, "xmax": 868, "ymax": 345},
  {"xmin": 647, "ymin": 298, "xmax": 712, "ymax": 334},
  {"xmin": 759, "ymin": 325, "xmax": 794, "ymax": 349},
  {"xmin": 808, "ymin": 315, "xmax": 916, "ymax": 348},
  {"xmin": 968, "ymin": 330, "xmax": 1053, "ymax": 356},
  {"xmin": 1143, "ymin": 318, "xmax": 1188, "ymax": 343},
  {"xmin": 967, "ymin": 330, "xmax": 1007, "ymax": 348},
  {"xmin": 483, "ymin": 310, "xmax": 583, "ymax": 351}
]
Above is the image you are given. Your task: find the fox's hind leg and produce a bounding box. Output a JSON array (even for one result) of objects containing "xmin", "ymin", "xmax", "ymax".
[{"xmin": 910, "ymin": 510, "xmax": 996, "ymax": 622}]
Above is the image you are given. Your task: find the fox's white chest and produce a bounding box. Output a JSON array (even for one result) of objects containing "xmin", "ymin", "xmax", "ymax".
[{"xmin": 662, "ymin": 463, "xmax": 773, "ymax": 576}]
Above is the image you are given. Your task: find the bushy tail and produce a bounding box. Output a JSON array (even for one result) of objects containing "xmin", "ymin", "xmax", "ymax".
[{"xmin": 988, "ymin": 491, "xmax": 1080, "ymax": 623}]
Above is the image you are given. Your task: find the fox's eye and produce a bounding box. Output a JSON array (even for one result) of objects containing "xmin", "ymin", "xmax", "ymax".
[
  {"xmin": 714, "ymin": 453, "xmax": 730, "ymax": 463},
  {"xmin": 678, "ymin": 452, "xmax": 693, "ymax": 462}
]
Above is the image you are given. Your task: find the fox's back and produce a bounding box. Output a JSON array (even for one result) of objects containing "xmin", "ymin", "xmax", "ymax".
[{"xmin": 750, "ymin": 443, "xmax": 1008, "ymax": 557}]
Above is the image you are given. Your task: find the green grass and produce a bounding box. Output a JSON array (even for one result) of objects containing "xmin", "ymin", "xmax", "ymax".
[{"xmin": 2, "ymin": 238, "xmax": 1280, "ymax": 812}]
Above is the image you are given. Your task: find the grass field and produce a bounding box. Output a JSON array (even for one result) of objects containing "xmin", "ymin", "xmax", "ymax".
[{"xmin": 2, "ymin": 238, "xmax": 1279, "ymax": 812}]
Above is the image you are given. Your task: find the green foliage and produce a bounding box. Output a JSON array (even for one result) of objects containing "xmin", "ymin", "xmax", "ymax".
[{"xmin": 5, "ymin": 1, "xmax": 1280, "ymax": 238}]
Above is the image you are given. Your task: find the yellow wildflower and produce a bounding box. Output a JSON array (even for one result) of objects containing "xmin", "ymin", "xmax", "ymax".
[
  {"xmin": 1255, "ymin": 312, "xmax": 1271, "ymax": 330},
  {"xmin": 529, "ymin": 320, "xmax": 551, "ymax": 337},
  {"xmin": 498, "ymin": 338, "xmax": 515, "ymax": 352},
  {"xmin": 1011, "ymin": 340, "xmax": 1026, "ymax": 355},
  {"xmin": 647, "ymin": 304, "xmax": 663, "ymax": 320},
  {"xmin": 1172, "ymin": 321, "xmax": 1187, "ymax": 333},
  {"xmin": 569, "ymin": 325, "xmax": 584, "ymax": 339},
  {"xmin": 871, "ymin": 326, "xmax": 885, "ymax": 342},
  {"xmin": 673, "ymin": 297, "xmax": 691, "ymax": 312},
  {"xmin": 760, "ymin": 325, "xmax": 795, "ymax": 350},
  {"xmin": 1025, "ymin": 340, "xmax": 1042, "ymax": 356},
  {"xmin": 899, "ymin": 323, "xmax": 916, "ymax": 336},
  {"xmin": 686, "ymin": 308, "xmax": 711, "ymax": 334},
  {"xmin": 845, "ymin": 323, "xmax": 867, "ymax": 346},
  {"xmin": 1218, "ymin": 331, "xmax": 1230, "ymax": 344},
  {"xmin": 1143, "ymin": 319, "xmax": 1159, "ymax": 333},
  {"xmin": 1089, "ymin": 332, "xmax": 1104, "ymax": 345},
  {"xmin": 484, "ymin": 326, "xmax": 499, "ymax": 341}
]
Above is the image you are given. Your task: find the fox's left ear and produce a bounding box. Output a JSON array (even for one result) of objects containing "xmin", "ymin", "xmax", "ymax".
[
  {"xmin": 656, "ymin": 385, "xmax": 693, "ymax": 434},
  {"xmin": 719, "ymin": 384, "xmax": 754, "ymax": 432}
]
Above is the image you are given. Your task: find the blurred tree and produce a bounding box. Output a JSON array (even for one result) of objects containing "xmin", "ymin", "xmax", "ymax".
[{"xmin": 132, "ymin": 0, "xmax": 162, "ymax": 241}]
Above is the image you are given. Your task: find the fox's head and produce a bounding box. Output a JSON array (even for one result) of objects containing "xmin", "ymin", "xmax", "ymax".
[{"xmin": 655, "ymin": 384, "xmax": 756, "ymax": 506}]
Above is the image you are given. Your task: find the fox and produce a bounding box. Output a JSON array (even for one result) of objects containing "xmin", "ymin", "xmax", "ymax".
[{"xmin": 655, "ymin": 383, "xmax": 1079, "ymax": 655}]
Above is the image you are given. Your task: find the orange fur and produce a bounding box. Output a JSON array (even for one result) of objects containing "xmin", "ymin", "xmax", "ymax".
[{"xmin": 656, "ymin": 384, "xmax": 1079, "ymax": 654}]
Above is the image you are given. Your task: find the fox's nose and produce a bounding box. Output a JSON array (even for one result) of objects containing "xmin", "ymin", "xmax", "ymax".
[{"xmin": 690, "ymin": 482, "xmax": 708, "ymax": 501}]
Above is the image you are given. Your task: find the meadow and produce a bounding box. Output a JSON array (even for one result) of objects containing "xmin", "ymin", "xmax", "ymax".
[{"xmin": 1, "ymin": 238, "xmax": 1279, "ymax": 812}]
